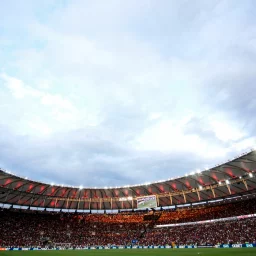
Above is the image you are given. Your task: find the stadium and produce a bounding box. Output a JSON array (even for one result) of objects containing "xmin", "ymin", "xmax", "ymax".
[
  {"xmin": 1, "ymin": 150, "xmax": 256, "ymax": 255},
  {"xmin": 1, "ymin": 1, "xmax": 256, "ymax": 255}
]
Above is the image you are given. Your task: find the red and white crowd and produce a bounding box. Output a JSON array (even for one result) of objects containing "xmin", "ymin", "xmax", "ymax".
[{"xmin": 0, "ymin": 197, "xmax": 256, "ymax": 247}]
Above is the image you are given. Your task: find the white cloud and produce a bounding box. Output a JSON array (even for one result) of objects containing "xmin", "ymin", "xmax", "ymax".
[
  {"xmin": 1, "ymin": 73, "xmax": 74, "ymax": 110},
  {"xmin": 41, "ymin": 93, "xmax": 74, "ymax": 110},
  {"xmin": 136, "ymin": 119, "xmax": 198, "ymax": 155},
  {"xmin": 135, "ymin": 113, "xmax": 248, "ymax": 159},
  {"xmin": 1, "ymin": 73, "xmax": 82, "ymax": 135},
  {"xmin": 148, "ymin": 112, "xmax": 163, "ymax": 120},
  {"xmin": 29, "ymin": 118, "xmax": 52, "ymax": 136},
  {"xmin": 0, "ymin": 0, "xmax": 255, "ymax": 186},
  {"xmin": 1, "ymin": 73, "xmax": 40, "ymax": 99},
  {"xmin": 231, "ymin": 137, "xmax": 256, "ymax": 152},
  {"xmin": 209, "ymin": 118, "xmax": 246, "ymax": 142}
]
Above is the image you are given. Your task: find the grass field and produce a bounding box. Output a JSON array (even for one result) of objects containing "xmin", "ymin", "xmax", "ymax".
[{"xmin": 1, "ymin": 248, "xmax": 256, "ymax": 256}]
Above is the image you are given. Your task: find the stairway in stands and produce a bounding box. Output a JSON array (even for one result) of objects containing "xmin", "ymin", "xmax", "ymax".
[{"xmin": 139, "ymin": 211, "xmax": 162, "ymax": 239}]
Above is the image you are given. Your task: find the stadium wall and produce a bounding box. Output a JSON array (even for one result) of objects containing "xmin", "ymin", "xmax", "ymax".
[{"xmin": 1, "ymin": 244, "xmax": 256, "ymax": 251}]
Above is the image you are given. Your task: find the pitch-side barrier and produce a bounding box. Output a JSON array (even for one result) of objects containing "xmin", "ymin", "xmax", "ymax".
[{"xmin": 1, "ymin": 244, "xmax": 256, "ymax": 251}]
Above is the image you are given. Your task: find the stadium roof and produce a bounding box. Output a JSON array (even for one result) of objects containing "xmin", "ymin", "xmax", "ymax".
[{"xmin": 1, "ymin": 150, "xmax": 256, "ymax": 210}]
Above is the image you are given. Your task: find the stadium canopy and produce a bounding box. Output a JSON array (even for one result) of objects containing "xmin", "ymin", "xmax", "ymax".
[{"xmin": 0, "ymin": 150, "xmax": 256, "ymax": 210}]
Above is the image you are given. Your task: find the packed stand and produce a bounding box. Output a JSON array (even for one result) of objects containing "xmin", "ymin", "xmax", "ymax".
[
  {"xmin": 0, "ymin": 197, "xmax": 256, "ymax": 247},
  {"xmin": 158, "ymin": 198, "xmax": 256, "ymax": 224},
  {"xmin": 142, "ymin": 218, "xmax": 256, "ymax": 245}
]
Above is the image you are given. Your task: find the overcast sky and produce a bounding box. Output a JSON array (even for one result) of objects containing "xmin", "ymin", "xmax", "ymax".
[{"xmin": 0, "ymin": 0, "xmax": 256, "ymax": 187}]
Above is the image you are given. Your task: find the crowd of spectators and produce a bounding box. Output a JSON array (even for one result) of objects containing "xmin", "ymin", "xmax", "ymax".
[
  {"xmin": 158, "ymin": 197, "xmax": 256, "ymax": 224},
  {"xmin": 141, "ymin": 218, "xmax": 256, "ymax": 245},
  {"xmin": 0, "ymin": 197, "xmax": 255, "ymax": 247}
]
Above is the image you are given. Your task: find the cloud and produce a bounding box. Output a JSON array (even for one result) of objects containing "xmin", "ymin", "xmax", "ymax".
[
  {"xmin": 1, "ymin": 73, "xmax": 83, "ymax": 135},
  {"xmin": 0, "ymin": 0, "xmax": 256, "ymax": 186},
  {"xmin": 1, "ymin": 73, "xmax": 40, "ymax": 99},
  {"xmin": 1, "ymin": 73, "xmax": 74, "ymax": 110},
  {"xmin": 0, "ymin": 123, "xmax": 215, "ymax": 187}
]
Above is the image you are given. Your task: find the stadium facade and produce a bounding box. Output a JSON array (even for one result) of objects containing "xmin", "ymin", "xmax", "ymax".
[{"xmin": 0, "ymin": 150, "xmax": 256, "ymax": 210}]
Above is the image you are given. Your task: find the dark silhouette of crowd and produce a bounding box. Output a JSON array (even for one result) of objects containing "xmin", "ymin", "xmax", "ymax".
[
  {"xmin": 0, "ymin": 197, "xmax": 255, "ymax": 247},
  {"xmin": 158, "ymin": 197, "xmax": 256, "ymax": 224},
  {"xmin": 141, "ymin": 218, "xmax": 256, "ymax": 245}
]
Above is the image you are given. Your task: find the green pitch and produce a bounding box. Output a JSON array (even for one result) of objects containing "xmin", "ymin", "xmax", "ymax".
[{"xmin": 1, "ymin": 248, "xmax": 256, "ymax": 255}]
